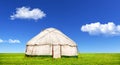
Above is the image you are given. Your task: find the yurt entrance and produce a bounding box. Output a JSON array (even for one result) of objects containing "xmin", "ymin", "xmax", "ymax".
[{"xmin": 52, "ymin": 45, "xmax": 61, "ymax": 58}]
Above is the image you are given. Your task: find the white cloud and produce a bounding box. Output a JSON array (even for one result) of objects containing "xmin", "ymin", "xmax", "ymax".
[
  {"xmin": 81, "ymin": 22, "xmax": 120, "ymax": 36},
  {"xmin": 0, "ymin": 39, "xmax": 4, "ymax": 43},
  {"xmin": 8, "ymin": 39, "xmax": 21, "ymax": 43},
  {"xmin": 0, "ymin": 39, "xmax": 20, "ymax": 43},
  {"xmin": 10, "ymin": 6, "xmax": 46, "ymax": 20}
]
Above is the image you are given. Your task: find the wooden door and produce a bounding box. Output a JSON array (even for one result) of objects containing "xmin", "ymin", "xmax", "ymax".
[{"xmin": 52, "ymin": 45, "xmax": 61, "ymax": 58}]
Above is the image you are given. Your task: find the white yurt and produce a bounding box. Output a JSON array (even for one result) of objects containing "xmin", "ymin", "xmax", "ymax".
[{"xmin": 25, "ymin": 28, "xmax": 78, "ymax": 58}]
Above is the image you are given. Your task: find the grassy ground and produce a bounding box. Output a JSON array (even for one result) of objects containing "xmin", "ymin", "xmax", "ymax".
[{"xmin": 0, "ymin": 53, "xmax": 120, "ymax": 65}]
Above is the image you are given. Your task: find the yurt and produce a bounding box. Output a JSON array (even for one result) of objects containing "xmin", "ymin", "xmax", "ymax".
[{"xmin": 25, "ymin": 28, "xmax": 78, "ymax": 58}]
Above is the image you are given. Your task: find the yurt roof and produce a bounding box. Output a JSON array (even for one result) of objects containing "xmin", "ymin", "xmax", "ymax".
[{"xmin": 27, "ymin": 28, "xmax": 77, "ymax": 46}]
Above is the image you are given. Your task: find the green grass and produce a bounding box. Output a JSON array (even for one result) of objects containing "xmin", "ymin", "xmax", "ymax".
[{"xmin": 0, "ymin": 53, "xmax": 120, "ymax": 65}]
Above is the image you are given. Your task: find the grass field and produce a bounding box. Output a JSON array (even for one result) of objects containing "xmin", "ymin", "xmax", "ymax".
[{"xmin": 0, "ymin": 53, "xmax": 120, "ymax": 65}]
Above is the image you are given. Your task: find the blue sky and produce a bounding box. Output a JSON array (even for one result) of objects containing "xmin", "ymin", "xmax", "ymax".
[{"xmin": 0, "ymin": 0, "xmax": 120, "ymax": 53}]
